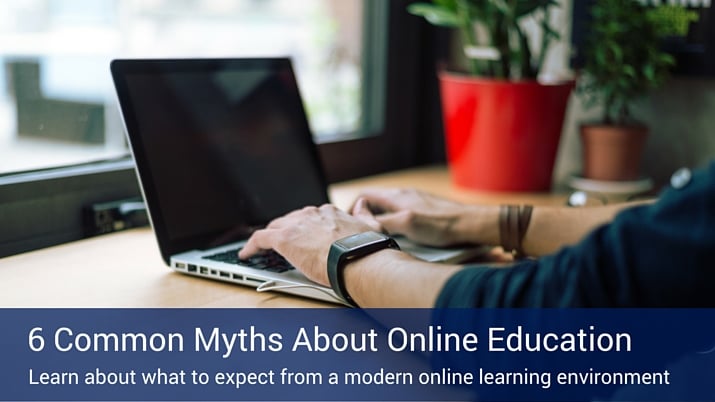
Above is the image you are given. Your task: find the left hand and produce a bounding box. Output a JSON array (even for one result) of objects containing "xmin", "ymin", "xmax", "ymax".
[
  {"xmin": 350, "ymin": 188, "xmax": 480, "ymax": 247},
  {"xmin": 238, "ymin": 204, "xmax": 379, "ymax": 286}
]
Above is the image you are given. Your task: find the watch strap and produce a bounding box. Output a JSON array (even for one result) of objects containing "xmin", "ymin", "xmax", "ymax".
[{"xmin": 327, "ymin": 231, "xmax": 399, "ymax": 306}]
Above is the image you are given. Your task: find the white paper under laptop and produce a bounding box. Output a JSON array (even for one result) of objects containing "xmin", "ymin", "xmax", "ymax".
[{"xmin": 111, "ymin": 58, "xmax": 485, "ymax": 305}]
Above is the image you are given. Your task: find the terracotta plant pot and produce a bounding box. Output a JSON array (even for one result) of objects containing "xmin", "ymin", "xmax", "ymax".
[
  {"xmin": 439, "ymin": 72, "xmax": 573, "ymax": 192},
  {"xmin": 580, "ymin": 124, "xmax": 648, "ymax": 181}
]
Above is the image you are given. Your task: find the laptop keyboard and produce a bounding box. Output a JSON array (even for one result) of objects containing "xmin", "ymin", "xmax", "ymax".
[{"xmin": 203, "ymin": 249, "xmax": 294, "ymax": 273}]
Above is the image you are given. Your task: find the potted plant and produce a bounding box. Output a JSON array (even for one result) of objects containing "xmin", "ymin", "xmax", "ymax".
[
  {"xmin": 408, "ymin": 0, "xmax": 573, "ymax": 192},
  {"xmin": 577, "ymin": 0, "xmax": 675, "ymax": 181}
]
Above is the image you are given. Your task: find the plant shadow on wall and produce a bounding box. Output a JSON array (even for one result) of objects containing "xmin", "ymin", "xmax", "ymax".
[
  {"xmin": 576, "ymin": 0, "xmax": 677, "ymax": 182},
  {"xmin": 408, "ymin": 0, "xmax": 573, "ymax": 192}
]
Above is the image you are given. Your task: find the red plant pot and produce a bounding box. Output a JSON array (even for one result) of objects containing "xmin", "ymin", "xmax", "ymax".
[{"xmin": 439, "ymin": 72, "xmax": 574, "ymax": 192}]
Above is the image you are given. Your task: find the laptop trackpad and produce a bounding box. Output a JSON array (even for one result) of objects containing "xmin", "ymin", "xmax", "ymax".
[{"xmin": 393, "ymin": 236, "xmax": 491, "ymax": 264}]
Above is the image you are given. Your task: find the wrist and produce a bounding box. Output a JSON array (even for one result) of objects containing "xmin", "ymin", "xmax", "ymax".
[
  {"xmin": 344, "ymin": 249, "xmax": 461, "ymax": 308},
  {"xmin": 452, "ymin": 205, "xmax": 501, "ymax": 246}
]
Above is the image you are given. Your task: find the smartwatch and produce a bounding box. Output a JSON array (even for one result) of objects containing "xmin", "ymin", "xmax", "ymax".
[{"xmin": 327, "ymin": 231, "xmax": 400, "ymax": 306}]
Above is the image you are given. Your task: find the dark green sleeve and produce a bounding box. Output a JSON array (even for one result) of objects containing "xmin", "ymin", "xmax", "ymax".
[{"xmin": 435, "ymin": 162, "xmax": 715, "ymax": 308}]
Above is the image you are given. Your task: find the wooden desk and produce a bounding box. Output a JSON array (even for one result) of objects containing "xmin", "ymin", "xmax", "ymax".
[{"xmin": 0, "ymin": 166, "xmax": 566, "ymax": 308}]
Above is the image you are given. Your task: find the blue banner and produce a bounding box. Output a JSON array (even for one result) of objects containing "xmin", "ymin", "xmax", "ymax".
[{"xmin": 0, "ymin": 308, "xmax": 714, "ymax": 401}]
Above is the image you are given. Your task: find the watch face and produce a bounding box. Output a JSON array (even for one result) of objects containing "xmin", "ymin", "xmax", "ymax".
[{"xmin": 337, "ymin": 231, "xmax": 387, "ymax": 250}]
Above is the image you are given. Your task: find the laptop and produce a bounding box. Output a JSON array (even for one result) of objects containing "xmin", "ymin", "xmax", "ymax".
[{"xmin": 110, "ymin": 58, "xmax": 485, "ymax": 305}]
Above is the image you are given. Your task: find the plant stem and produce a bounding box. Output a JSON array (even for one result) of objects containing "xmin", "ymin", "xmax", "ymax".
[
  {"xmin": 456, "ymin": 0, "xmax": 482, "ymax": 76},
  {"xmin": 603, "ymin": 92, "xmax": 614, "ymax": 125},
  {"xmin": 496, "ymin": 2, "xmax": 514, "ymax": 78},
  {"xmin": 514, "ymin": 22, "xmax": 533, "ymax": 79},
  {"xmin": 535, "ymin": 4, "xmax": 552, "ymax": 77}
]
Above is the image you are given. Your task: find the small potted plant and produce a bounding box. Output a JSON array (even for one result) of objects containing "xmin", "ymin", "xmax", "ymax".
[
  {"xmin": 577, "ymin": 0, "xmax": 675, "ymax": 181},
  {"xmin": 408, "ymin": 0, "xmax": 573, "ymax": 192}
]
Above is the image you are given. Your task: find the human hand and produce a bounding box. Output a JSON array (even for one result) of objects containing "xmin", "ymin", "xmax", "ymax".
[
  {"xmin": 351, "ymin": 188, "xmax": 482, "ymax": 247},
  {"xmin": 238, "ymin": 205, "xmax": 378, "ymax": 287}
]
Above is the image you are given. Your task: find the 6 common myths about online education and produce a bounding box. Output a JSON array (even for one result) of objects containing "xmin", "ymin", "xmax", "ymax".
[{"xmin": 29, "ymin": 325, "xmax": 631, "ymax": 358}]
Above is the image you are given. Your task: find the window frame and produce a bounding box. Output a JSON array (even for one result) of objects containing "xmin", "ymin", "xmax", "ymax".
[
  {"xmin": 320, "ymin": 0, "xmax": 439, "ymax": 182},
  {"xmin": 0, "ymin": 0, "xmax": 439, "ymax": 257}
]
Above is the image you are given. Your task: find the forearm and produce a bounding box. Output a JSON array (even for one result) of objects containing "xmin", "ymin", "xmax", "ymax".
[
  {"xmin": 342, "ymin": 249, "xmax": 462, "ymax": 308},
  {"xmin": 522, "ymin": 201, "xmax": 653, "ymax": 256},
  {"xmin": 455, "ymin": 201, "xmax": 652, "ymax": 257},
  {"xmin": 521, "ymin": 204, "xmax": 618, "ymax": 256}
]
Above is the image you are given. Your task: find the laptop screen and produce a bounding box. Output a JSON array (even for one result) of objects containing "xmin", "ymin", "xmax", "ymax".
[{"xmin": 111, "ymin": 58, "xmax": 329, "ymax": 262}]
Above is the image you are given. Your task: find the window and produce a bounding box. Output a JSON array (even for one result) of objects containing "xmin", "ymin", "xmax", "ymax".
[
  {"xmin": 0, "ymin": 0, "xmax": 434, "ymax": 257},
  {"xmin": 1, "ymin": 0, "xmax": 374, "ymax": 176}
]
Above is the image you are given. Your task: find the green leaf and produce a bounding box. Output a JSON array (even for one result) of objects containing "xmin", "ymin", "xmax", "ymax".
[
  {"xmin": 543, "ymin": 24, "xmax": 560, "ymax": 40},
  {"xmin": 407, "ymin": 3, "xmax": 461, "ymax": 27},
  {"xmin": 622, "ymin": 64, "xmax": 636, "ymax": 78},
  {"xmin": 594, "ymin": 46, "xmax": 607, "ymax": 67},
  {"xmin": 643, "ymin": 63, "xmax": 656, "ymax": 82},
  {"xmin": 659, "ymin": 53, "xmax": 676, "ymax": 67},
  {"xmin": 514, "ymin": 0, "xmax": 558, "ymax": 18},
  {"xmin": 608, "ymin": 42, "xmax": 623, "ymax": 64},
  {"xmin": 434, "ymin": 0, "xmax": 459, "ymax": 10},
  {"xmin": 488, "ymin": 0, "xmax": 512, "ymax": 16}
]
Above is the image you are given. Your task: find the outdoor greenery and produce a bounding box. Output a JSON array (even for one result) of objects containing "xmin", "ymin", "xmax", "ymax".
[
  {"xmin": 578, "ymin": 0, "xmax": 676, "ymax": 125},
  {"xmin": 407, "ymin": 0, "xmax": 559, "ymax": 79}
]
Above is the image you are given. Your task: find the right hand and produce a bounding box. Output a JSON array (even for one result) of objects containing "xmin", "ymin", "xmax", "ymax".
[
  {"xmin": 350, "ymin": 188, "xmax": 477, "ymax": 247},
  {"xmin": 239, "ymin": 204, "xmax": 377, "ymax": 287}
]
